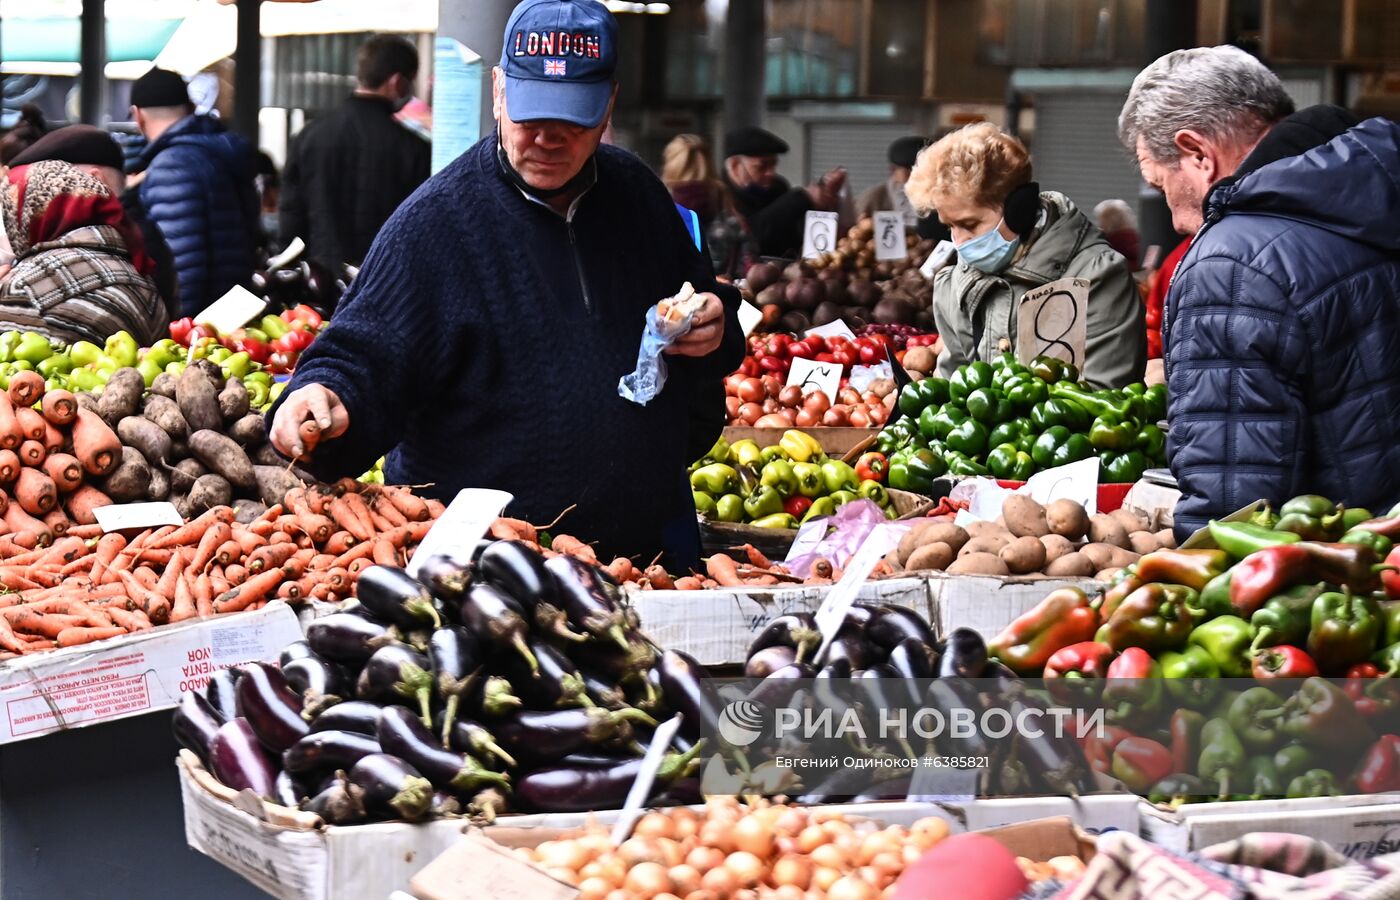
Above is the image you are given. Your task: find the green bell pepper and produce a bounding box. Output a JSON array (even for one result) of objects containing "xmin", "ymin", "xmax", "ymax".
[
  {"xmin": 729, "ymin": 438, "xmax": 762, "ymax": 468},
  {"xmin": 965, "ymin": 388, "xmax": 1012, "ymax": 424},
  {"xmin": 743, "ymin": 485, "xmax": 784, "ymax": 519},
  {"xmin": 801, "ymin": 496, "xmax": 835, "ymax": 523},
  {"xmin": 1006, "ymin": 377, "xmax": 1049, "ymax": 411},
  {"xmin": 1342, "ymin": 507, "xmax": 1374, "ymax": 531},
  {"xmin": 760, "ymin": 460, "xmax": 797, "ymax": 498},
  {"xmin": 1286, "ymin": 769, "xmax": 1342, "ymax": 799},
  {"xmin": 66, "ymin": 367, "xmax": 103, "ymax": 393},
  {"xmin": 750, "ymin": 513, "xmax": 798, "ymax": 529},
  {"xmin": 857, "ymin": 480, "xmax": 889, "ymax": 507},
  {"xmin": 1089, "ymin": 414, "xmax": 1136, "ymax": 451},
  {"xmin": 988, "ymin": 417, "xmax": 1032, "ymax": 450},
  {"xmin": 1101, "ymin": 450, "xmax": 1149, "ymax": 484},
  {"xmin": 946, "ymin": 418, "xmax": 989, "ymax": 457},
  {"xmin": 1228, "ymin": 687, "xmax": 1287, "ymax": 753},
  {"xmin": 760, "ymin": 445, "xmax": 786, "ymax": 465},
  {"xmin": 948, "ymin": 361, "xmax": 993, "ymax": 405},
  {"xmin": 1031, "ymin": 426, "xmax": 1071, "ymax": 468},
  {"xmin": 1049, "ymin": 381, "xmax": 1132, "ymax": 420},
  {"xmin": 946, "ymin": 454, "xmax": 991, "ymax": 477},
  {"xmin": 12, "ymin": 332, "xmax": 52, "ymax": 366},
  {"xmin": 792, "ymin": 462, "xmax": 824, "ymax": 498},
  {"xmin": 714, "ymin": 494, "xmax": 745, "ymax": 522},
  {"xmin": 1160, "ymin": 645, "xmax": 1223, "ymax": 708},
  {"xmin": 1251, "ymin": 583, "xmax": 1327, "ymax": 651},
  {"xmin": 1238, "ymin": 755, "xmax": 1284, "ymax": 800},
  {"xmin": 1308, "ymin": 589, "xmax": 1381, "ymax": 674},
  {"xmin": 1273, "ymin": 743, "xmax": 1314, "ymax": 782},
  {"xmin": 245, "ymin": 380, "xmax": 270, "ymax": 409},
  {"xmin": 1028, "ymin": 356, "xmax": 1078, "ymax": 384},
  {"xmin": 36, "ymin": 353, "xmax": 74, "ymax": 378},
  {"xmin": 1382, "ymin": 600, "xmax": 1400, "ymax": 647},
  {"xmin": 692, "ymin": 491, "xmax": 717, "ymax": 516},
  {"xmin": 898, "ymin": 380, "xmax": 935, "ymax": 417},
  {"xmin": 887, "ymin": 448, "xmax": 944, "ymax": 494},
  {"xmin": 925, "ymin": 405, "xmax": 969, "ymax": 442},
  {"xmin": 1342, "ymin": 528, "xmax": 1393, "ymax": 558},
  {"xmin": 1280, "ymin": 677, "xmax": 1375, "ymax": 751},
  {"xmin": 828, "ymin": 489, "xmax": 857, "ymax": 508},
  {"xmin": 1143, "ymin": 383, "xmax": 1168, "ymax": 421},
  {"xmin": 0, "ymin": 332, "xmax": 19, "ymax": 364},
  {"xmin": 1188, "ymin": 615, "xmax": 1254, "ymax": 677},
  {"xmin": 135, "ymin": 357, "xmax": 163, "ymax": 386},
  {"xmin": 987, "ymin": 443, "xmax": 1034, "ymax": 481},
  {"xmin": 690, "ymin": 463, "xmax": 739, "ymax": 495},
  {"xmin": 101, "ymin": 331, "xmax": 137, "ymax": 368},
  {"xmin": 1197, "ymin": 718, "xmax": 1247, "ymax": 799},
  {"xmin": 1030, "ymin": 397, "xmax": 1090, "ymax": 432},
  {"xmin": 819, "ymin": 459, "xmax": 858, "ymax": 494},
  {"xmin": 1135, "ymin": 423, "xmax": 1167, "ymax": 461},
  {"xmin": 1053, "ymin": 434, "xmax": 1094, "ymax": 468},
  {"xmin": 1101, "ymin": 583, "xmax": 1199, "ymax": 652}
]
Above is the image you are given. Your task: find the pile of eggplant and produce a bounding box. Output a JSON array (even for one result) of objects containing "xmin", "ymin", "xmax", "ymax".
[
  {"xmin": 173, "ymin": 540, "xmax": 711, "ymax": 824},
  {"xmin": 743, "ymin": 607, "xmax": 1099, "ymax": 801}
]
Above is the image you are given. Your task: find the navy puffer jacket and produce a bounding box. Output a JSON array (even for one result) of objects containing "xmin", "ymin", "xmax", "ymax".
[
  {"xmin": 134, "ymin": 115, "xmax": 260, "ymax": 317},
  {"xmin": 1166, "ymin": 114, "xmax": 1400, "ymax": 539}
]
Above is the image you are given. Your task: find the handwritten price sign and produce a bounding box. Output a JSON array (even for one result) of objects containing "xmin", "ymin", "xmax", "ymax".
[
  {"xmin": 1016, "ymin": 277, "xmax": 1088, "ymax": 370},
  {"xmin": 802, "ymin": 211, "xmax": 839, "ymax": 260},
  {"xmin": 873, "ymin": 211, "xmax": 907, "ymax": 261}
]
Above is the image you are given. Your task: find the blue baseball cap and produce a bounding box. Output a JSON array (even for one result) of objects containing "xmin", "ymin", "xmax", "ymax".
[{"xmin": 500, "ymin": 0, "xmax": 618, "ymax": 128}]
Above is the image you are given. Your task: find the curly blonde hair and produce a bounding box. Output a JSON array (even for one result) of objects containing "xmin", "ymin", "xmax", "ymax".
[
  {"xmin": 905, "ymin": 123, "xmax": 1033, "ymax": 214},
  {"xmin": 660, "ymin": 134, "xmax": 716, "ymax": 187}
]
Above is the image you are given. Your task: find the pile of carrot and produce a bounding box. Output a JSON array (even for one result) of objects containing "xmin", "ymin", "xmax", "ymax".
[{"xmin": 0, "ymin": 479, "xmax": 441, "ymax": 658}]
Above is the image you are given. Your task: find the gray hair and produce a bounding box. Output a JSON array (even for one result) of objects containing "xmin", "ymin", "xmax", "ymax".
[
  {"xmin": 1119, "ymin": 45, "xmax": 1294, "ymax": 163},
  {"xmin": 1094, "ymin": 199, "xmax": 1136, "ymax": 233}
]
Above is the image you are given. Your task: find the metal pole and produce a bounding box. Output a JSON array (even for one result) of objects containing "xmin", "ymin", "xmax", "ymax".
[
  {"xmin": 79, "ymin": 0, "xmax": 105, "ymax": 125},
  {"xmin": 722, "ymin": 0, "xmax": 765, "ymax": 133},
  {"xmin": 437, "ymin": 0, "xmax": 514, "ymax": 136},
  {"xmin": 233, "ymin": 0, "xmax": 261, "ymax": 142},
  {"xmin": 1139, "ymin": 0, "xmax": 1199, "ymax": 258}
]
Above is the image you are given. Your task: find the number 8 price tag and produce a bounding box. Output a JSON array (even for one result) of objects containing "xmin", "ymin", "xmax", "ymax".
[
  {"xmin": 873, "ymin": 211, "xmax": 907, "ymax": 261},
  {"xmin": 802, "ymin": 211, "xmax": 839, "ymax": 260}
]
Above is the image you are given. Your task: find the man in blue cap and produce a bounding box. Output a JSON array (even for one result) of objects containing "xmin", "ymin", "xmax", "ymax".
[{"xmin": 267, "ymin": 0, "xmax": 742, "ymax": 568}]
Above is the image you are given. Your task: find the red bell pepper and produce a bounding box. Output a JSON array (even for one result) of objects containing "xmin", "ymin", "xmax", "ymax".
[
  {"xmin": 1105, "ymin": 646, "xmax": 1155, "ymax": 679},
  {"xmin": 1344, "ymin": 662, "xmax": 1400, "ymax": 718},
  {"xmin": 815, "ymin": 352, "xmax": 836, "ymax": 363},
  {"xmin": 788, "ymin": 340, "xmax": 813, "ymax": 359},
  {"xmin": 1383, "ymin": 546, "xmax": 1400, "ymax": 600},
  {"xmin": 765, "ymin": 334, "xmax": 793, "ymax": 356},
  {"xmin": 1252, "ymin": 645, "xmax": 1320, "ymax": 679},
  {"xmin": 1111, "ymin": 737, "xmax": 1175, "ymax": 793},
  {"xmin": 1043, "ymin": 641, "xmax": 1117, "ymax": 679},
  {"xmin": 987, "ymin": 588, "xmax": 1101, "ymax": 675},
  {"xmin": 757, "ymin": 355, "xmax": 786, "ymax": 374},
  {"xmin": 805, "ymin": 335, "xmax": 827, "ymax": 354},
  {"xmin": 1080, "ymin": 725, "xmax": 1134, "ymax": 775},
  {"xmin": 858, "ymin": 343, "xmax": 881, "ymax": 364},
  {"xmin": 1354, "ymin": 734, "xmax": 1400, "ymax": 793},
  {"xmin": 1170, "ymin": 708, "xmax": 1206, "ymax": 775},
  {"xmin": 233, "ymin": 338, "xmax": 270, "ymax": 364},
  {"xmin": 169, "ymin": 317, "xmax": 195, "ymax": 345},
  {"xmin": 855, "ymin": 452, "xmax": 888, "ymax": 484},
  {"xmin": 783, "ymin": 496, "xmax": 812, "ymax": 519}
]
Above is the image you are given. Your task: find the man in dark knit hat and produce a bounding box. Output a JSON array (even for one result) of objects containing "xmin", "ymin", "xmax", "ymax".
[
  {"xmin": 856, "ymin": 135, "xmax": 929, "ymax": 225},
  {"xmin": 722, "ymin": 125, "xmax": 846, "ymax": 258},
  {"xmin": 11, "ymin": 125, "xmax": 178, "ymax": 316},
  {"xmin": 128, "ymin": 66, "xmax": 259, "ymax": 316}
]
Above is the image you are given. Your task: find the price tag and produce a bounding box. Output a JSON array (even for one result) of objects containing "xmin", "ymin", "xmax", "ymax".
[
  {"xmin": 266, "ymin": 236, "xmax": 306, "ymax": 272},
  {"xmin": 737, "ymin": 300, "xmax": 763, "ymax": 337},
  {"xmin": 1016, "ymin": 277, "xmax": 1089, "ymax": 372},
  {"xmin": 804, "ymin": 319, "xmax": 857, "ymax": 342},
  {"xmin": 873, "ymin": 211, "xmax": 908, "ymax": 261},
  {"xmin": 813, "ymin": 525, "xmax": 904, "ymax": 661},
  {"xmin": 94, "ymin": 502, "xmax": 183, "ymax": 534},
  {"xmin": 1024, "ymin": 457, "xmax": 1099, "ymax": 515},
  {"xmin": 611, "ymin": 714, "xmax": 684, "ymax": 844},
  {"xmin": 194, "ymin": 285, "xmax": 267, "ymax": 335},
  {"xmin": 801, "ymin": 211, "xmax": 839, "ymax": 260},
  {"xmin": 920, "ymin": 240, "xmax": 957, "ymax": 280},
  {"xmin": 785, "ymin": 356, "xmax": 841, "ymax": 403},
  {"xmin": 405, "ymin": 488, "xmax": 514, "ymax": 578}
]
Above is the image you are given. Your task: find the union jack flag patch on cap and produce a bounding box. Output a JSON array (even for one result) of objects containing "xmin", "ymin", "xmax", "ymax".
[{"xmin": 543, "ymin": 58, "xmax": 566, "ymax": 76}]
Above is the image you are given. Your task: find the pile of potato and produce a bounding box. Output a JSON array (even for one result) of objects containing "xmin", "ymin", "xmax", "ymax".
[{"xmin": 889, "ymin": 495, "xmax": 1176, "ymax": 580}]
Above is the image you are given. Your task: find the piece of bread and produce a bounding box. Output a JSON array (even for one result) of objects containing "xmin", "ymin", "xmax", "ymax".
[{"xmin": 656, "ymin": 281, "xmax": 701, "ymax": 325}]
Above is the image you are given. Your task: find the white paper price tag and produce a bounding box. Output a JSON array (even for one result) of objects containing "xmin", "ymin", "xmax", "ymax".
[
  {"xmin": 920, "ymin": 240, "xmax": 957, "ymax": 280},
  {"xmin": 1025, "ymin": 457, "xmax": 1099, "ymax": 514},
  {"xmin": 813, "ymin": 525, "xmax": 904, "ymax": 660},
  {"xmin": 737, "ymin": 300, "xmax": 764, "ymax": 337},
  {"xmin": 873, "ymin": 211, "xmax": 908, "ymax": 261},
  {"xmin": 94, "ymin": 502, "xmax": 183, "ymax": 534},
  {"xmin": 405, "ymin": 488, "xmax": 514, "ymax": 578},
  {"xmin": 786, "ymin": 356, "xmax": 842, "ymax": 403},
  {"xmin": 1016, "ymin": 277, "xmax": 1089, "ymax": 372},
  {"xmin": 611, "ymin": 714, "xmax": 684, "ymax": 844},
  {"xmin": 194, "ymin": 285, "xmax": 267, "ymax": 335},
  {"xmin": 265, "ymin": 236, "xmax": 306, "ymax": 272},
  {"xmin": 804, "ymin": 319, "xmax": 857, "ymax": 342},
  {"xmin": 801, "ymin": 211, "xmax": 839, "ymax": 259}
]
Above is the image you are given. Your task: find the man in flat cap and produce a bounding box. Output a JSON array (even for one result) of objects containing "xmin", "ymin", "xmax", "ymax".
[
  {"xmin": 723, "ymin": 125, "xmax": 846, "ymax": 259},
  {"xmin": 128, "ymin": 66, "xmax": 260, "ymax": 317},
  {"xmin": 11, "ymin": 125, "xmax": 178, "ymax": 316},
  {"xmin": 856, "ymin": 135, "xmax": 929, "ymax": 226}
]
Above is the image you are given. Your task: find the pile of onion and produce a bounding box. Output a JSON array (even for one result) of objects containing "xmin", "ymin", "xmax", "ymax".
[
  {"xmin": 724, "ymin": 374, "xmax": 896, "ymax": 428},
  {"xmin": 518, "ymin": 797, "xmax": 951, "ymax": 900}
]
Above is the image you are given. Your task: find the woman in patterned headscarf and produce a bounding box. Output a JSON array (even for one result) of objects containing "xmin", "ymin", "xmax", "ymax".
[{"xmin": 0, "ymin": 159, "xmax": 164, "ymax": 345}]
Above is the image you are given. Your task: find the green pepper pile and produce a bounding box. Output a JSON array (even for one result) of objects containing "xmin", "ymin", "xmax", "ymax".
[
  {"xmin": 689, "ymin": 431, "xmax": 895, "ymax": 529},
  {"xmin": 984, "ymin": 493, "xmax": 1400, "ymax": 804},
  {"xmin": 876, "ymin": 354, "xmax": 1167, "ymax": 489}
]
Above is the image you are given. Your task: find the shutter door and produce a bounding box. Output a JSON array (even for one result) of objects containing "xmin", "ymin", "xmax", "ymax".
[
  {"xmin": 808, "ymin": 122, "xmax": 921, "ymax": 200},
  {"xmin": 1029, "ymin": 92, "xmax": 1142, "ymax": 219}
]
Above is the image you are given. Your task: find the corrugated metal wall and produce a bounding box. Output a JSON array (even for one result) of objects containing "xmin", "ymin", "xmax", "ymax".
[
  {"xmin": 808, "ymin": 122, "xmax": 921, "ymax": 197},
  {"xmin": 1027, "ymin": 92, "xmax": 1141, "ymax": 218}
]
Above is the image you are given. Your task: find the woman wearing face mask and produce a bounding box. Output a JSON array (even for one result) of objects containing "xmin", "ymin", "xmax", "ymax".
[{"xmin": 906, "ymin": 124, "xmax": 1145, "ymax": 389}]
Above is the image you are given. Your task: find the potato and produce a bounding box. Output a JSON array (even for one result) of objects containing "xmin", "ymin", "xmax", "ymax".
[
  {"xmin": 1097, "ymin": 567, "xmax": 1124, "ymax": 582},
  {"xmin": 965, "ymin": 520, "xmax": 1007, "ymax": 540},
  {"xmin": 233, "ymin": 498, "xmax": 268, "ymax": 524},
  {"xmin": 141, "ymin": 394, "xmax": 189, "ymax": 440},
  {"xmin": 146, "ymin": 465, "xmax": 170, "ymax": 502},
  {"xmin": 1039, "ymin": 534, "xmax": 1076, "ymax": 564},
  {"xmin": 1088, "ymin": 514, "xmax": 1132, "ymax": 549},
  {"xmin": 149, "ymin": 372, "xmax": 178, "ymax": 400},
  {"xmin": 217, "ymin": 377, "xmax": 250, "ymax": 423},
  {"xmin": 1079, "ymin": 542, "xmax": 1121, "ymax": 571},
  {"xmin": 97, "ymin": 368, "xmax": 144, "ymax": 427},
  {"xmin": 117, "ymin": 416, "xmax": 173, "ymax": 467},
  {"xmin": 961, "ymin": 534, "xmax": 1010, "ymax": 556},
  {"xmin": 1002, "ymin": 494, "xmax": 1050, "ymax": 538},
  {"xmin": 176, "ymin": 366, "xmax": 223, "ymax": 433},
  {"xmin": 922, "ymin": 523, "xmax": 971, "ymax": 554},
  {"xmin": 188, "ymin": 429, "xmax": 256, "ymax": 493},
  {"xmin": 903, "ymin": 346, "xmax": 935, "ymax": 373},
  {"xmin": 167, "ymin": 458, "xmax": 207, "ymax": 494},
  {"xmin": 252, "ymin": 465, "xmax": 305, "ymax": 508},
  {"xmin": 946, "ymin": 553, "xmax": 1010, "ymax": 576},
  {"xmin": 1046, "ymin": 499, "xmax": 1090, "ymax": 540},
  {"xmin": 907, "ymin": 542, "xmax": 955, "ymax": 572},
  {"xmin": 883, "ymin": 549, "xmax": 904, "ymax": 573},
  {"xmin": 100, "ymin": 446, "xmax": 151, "ymax": 502},
  {"xmin": 228, "ymin": 413, "xmax": 267, "ymax": 447},
  {"xmin": 1110, "ymin": 508, "xmax": 1148, "ymax": 533},
  {"xmin": 1000, "ymin": 535, "xmax": 1047, "ymax": 574},
  {"xmin": 1044, "ymin": 552, "xmax": 1096, "ymax": 577},
  {"xmin": 187, "ymin": 473, "xmax": 232, "ymax": 513},
  {"xmin": 1129, "ymin": 531, "xmax": 1159, "ymax": 556},
  {"xmin": 1154, "ymin": 528, "xmax": 1178, "ymax": 550},
  {"xmin": 897, "ymin": 521, "xmax": 938, "ymax": 565}
]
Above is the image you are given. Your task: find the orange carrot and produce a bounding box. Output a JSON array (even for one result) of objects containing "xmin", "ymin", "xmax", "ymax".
[
  {"xmin": 645, "ymin": 566, "xmax": 675, "ymax": 590},
  {"xmin": 247, "ymin": 542, "xmax": 296, "ymax": 574},
  {"xmin": 2, "ymin": 502, "xmax": 50, "ymax": 547},
  {"xmin": 156, "ymin": 549, "xmax": 186, "ymax": 599},
  {"xmin": 705, "ymin": 554, "xmax": 743, "ymax": 587},
  {"xmin": 367, "ymin": 507, "xmax": 398, "ymax": 534},
  {"xmin": 34, "ymin": 535, "xmax": 86, "ymax": 568},
  {"xmin": 42, "ymin": 508, "xmax": 71, "ymax": 537},
  {"xmin": 297, "ymin": 420, "xmax": 321, "ymax": 457},
  {"xmin": 71, "ymin": 408, "xmax": 121, "ymax": 476},
  {"xmin": 194, "ymin": 573, "xmax": 213, "ymax": 617},
  {"xmin": 59, "ymin": 555, "xmax": 95, "ymax": 578},
  {"xmin": 233, "ymin": 529, "xmax": 265, "ymax": 556},
  {"xmin": 309, "ymin": 553, "xmax": 335, "ymax": 570},
  {"xmin": 40, "ymin": 389, "xmax": 76, "ymax": 426},
  {"xmin": 741, "ymin": 544, "xmax": 774, "ymax": 568},
  {"xmin": 672, "ymin": 576, "xmax": 703, "ymax": 590},
  {"xmin": 387, "ymin": 489, "xmax": 433, "ymax": 523},
  {"xmin": 292, "ymin": 513, "xmax": 334, "ymax": 544},
  {"xmin": 0, "ymin": 570, "xmax": 41, "ymax": 591},
  {"xmin": 170, "ymin": 575, "xmax": 196, "ymax": 622},
  {"xmin": 0, "ymin": 449, "xmax": 19, "ymax": 484},
  {"xmin": 225, "ymin": 563, "xmax": 247, "ymax": 585},
  {"xmin": 339, "ymin": 493, "xmax": 377, "ymax": 537},
  {"xmin": 41, "ymin": 421, "xmax": 63, "ymax": 454},
  {"xmin": 106, "ymin": 606, "xmax": 151, "ymax": 631},
  {"xmin": 425, "ymin": 499, "xmax": 446, "ymax": 519},
  {"xmin": 213, "ymin": 561, "xmax": 296, "ymax": 614},
  {"xmin": 0, "ymin": 395, "xmax": 20, "ymax": 452},
  {"xmin": 117, "ymin": 570, "xmax": 170, "ymax": 624},
  {"xmin": 14, "ymin": 467, "xmax": 56, "ymax": 516},
  {"xmin": 150, "ymin": 506, "xmax": 236, "ymax": 549},
  {"xmin": 0, "ymin": 616, "xmax": 26, "ymax": 652},
  {"xmin": 7, "ymin": 371, "xmax": 43, "ymax": 409},
  {"xmin": 42, "ymin": 453, "xmax": 82, "ymax": 493},
  {"xmin": 14, "ymin": 407, "xmax": 45, "ymax": 443},
  {"xmin": 56, "ymin": 625, "xmax": 127, "ymax": 647},
  {"xmin": 64, "ymin": 484, "xmax": 113, "ymax": 526},
  {"xmin": 88, "ymin": 533, "xmax": 127, "ymax": 584},
  {"xmin": 7, "ymin": 611, "xmax": 87, "ymax": 638},
  {"xmin": 330, "ymin": 541, "xmax": 375, "ymax": 570},
  {"xmin": 324, "ymin": 531, "xmax": 357, "ymax": 555},
  {"xmin": 372, "ymin": 540, "xmax": 399, "ymax": 567},
  {"xmin": 186, "ymin": 521, "xmax": 232, "ymax": 573},
  {"xmin": 65, "ymin": 524, "xmax": 103, "ymax": 540},
  {"xmin": 16, "ymin": 439, "xmax": 42, "ymax": 468},
  {"xmin": 249, "ymin": 519, "xmax": 276, "ymax": 538},
  {"xmin": 370, "ymin": 494, "xmax": 408, "ymax": 528},
  {"xmin": 132, "ymin": 566, "xmax": 159, "ymax": 590},
  {"xmin": 214, "ymin": 539, "xmax": 241, "ymax": 567}
]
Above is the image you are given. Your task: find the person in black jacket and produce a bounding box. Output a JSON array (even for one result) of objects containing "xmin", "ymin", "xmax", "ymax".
[
  {"xmin": 722, "ymin": 126, "xmax": 845, "ymax": 259},
  {"xmin": 279, "ymin": 35, "xmax": 430, "ymax": 273}
]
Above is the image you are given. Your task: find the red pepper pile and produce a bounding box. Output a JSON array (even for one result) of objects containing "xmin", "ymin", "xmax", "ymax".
[{"xmin": 170, "ymin": 304, "xmax": 325, "ymax": 374}]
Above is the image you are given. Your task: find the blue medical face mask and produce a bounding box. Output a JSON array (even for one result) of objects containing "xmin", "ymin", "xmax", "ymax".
[{"xmin": 957, "ymin": 219, "xmax": 1019, "ymax": 273}]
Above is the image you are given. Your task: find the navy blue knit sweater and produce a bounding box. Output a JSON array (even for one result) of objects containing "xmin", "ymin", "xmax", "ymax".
[{"xmin": 275, "ymin": 135, "xmax": 743, "ymax": 561}]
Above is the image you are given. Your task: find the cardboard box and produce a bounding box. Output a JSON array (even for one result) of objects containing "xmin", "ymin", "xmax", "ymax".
[
  {"xmin": 721, "ymin": 426, "xmax": 878, "ymax": 458},
  {"xmin": 624, "ymin": 577, "xmax": 932, "ymax": 666},
  {"xmin": 928, "ymin": 574, "xmax": 1103, "ymax": 640},
  {"xmin": 1120, "ymin": 480, "xmax": 1181, "ymax": 530},
  {"xmin": 1139, "ymin": 793, "xmax": 1400, "ymax": 857},
  {"xmin": 0, "ymin": 601, "xmax": 300, "ymax": 744}
]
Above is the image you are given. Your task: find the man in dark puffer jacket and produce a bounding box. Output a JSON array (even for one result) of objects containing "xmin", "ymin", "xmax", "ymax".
[
  {"xmin": 1120, "ymin": 46, "xmax": 1400, "ymax": 541},
  {"xmin": 129, "ymin": 67, "xmax": 260, "ymax": 317}
]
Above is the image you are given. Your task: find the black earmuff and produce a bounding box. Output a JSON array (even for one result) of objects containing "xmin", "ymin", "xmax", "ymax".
[{"xmin": 1003, "ymin": 181, "xmax": 1041, "ymax": 237}]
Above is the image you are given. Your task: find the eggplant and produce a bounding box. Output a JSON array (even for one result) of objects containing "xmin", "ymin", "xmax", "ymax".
[
  {"xmin": 209, "ymin": 718, "xmax": 278, "ymax": 799},
  {"xmin": 173, "ymin": 690, "xmax": 224, "ymax": 767},
  {"xmin": 836, "ymin": 603, "xmax": 877, "ymax": 639},
  {"xmin": 657, "ymin": 649, "xmax": 723, "ymax": 744},
  {"xmin": 204, "ymin": 668, "xmax": 242, "ymax": 720},
  {"xmin": 515, "ymin": 744, "xmax": 701, "ymax": 813},
  {"xmin": 745, "ymin": 645, "xmax": 797, "ymax": 679},
  {"xmin": 492, "ymin": 707, "xmax": 657, "ymax": 769},
  {"xmin": 377, "ymin": 706, "xmax": 511, "ymax": 795},
  {"xmin": 496, "ymin": 638, "xmax": 591, "ymax": 710},
  {"xmin": 923, "ymin": 679, "xmax": 993, "ymax": 759},
  {"xmin": 554, "ymin": 749, "xmax": 643, "ymax": 768},
  {"xmin": 939, "ymin": 627, "xmax": 988, "ymax": 679},
  {"xmin": 430, "ymin": 791, "xmax": 463, "ymax": 818},
  {"xmin": 982, "ymin": 659, "xmax": 1017, "ymax": 680},
  {"xmin": 282, "ymin": 654, "xmax": 351, "ymax": 720},
  {"xmin": 886, "ymin": 637, "xmax": 939, "ymax": 709},
  {"xmin": 578, "ymin": 666, "xmax": 629, "ymax": 711},
  {"xmin": 823, "ymin": 635, "xmax": 875, "ymax": 671},
  {"xmin": 306, "ymin": 613, "xmax": 398, "ymax": 664},
  {"xmin": 279, "ymin": 640, "xmax": 315, "ymax": 667},
  {"xmin": 813, "ymin": 658, "xmax": 855, "ymax": 719},
  {"xmin": 441, "ymin": 717, "xmax": 516, "ymax": 768},
  {"xmin": 349, "ymin": 753, "xmax": 434, "ymax": 820},
  {"xmin": 428, "ymin": 625, "xmax": 483, "ymax": 743},
  {"xmin": 857, "ymin": 666, "xmax": 919, "ymax": 758},
  {"xmin": 303, "ymin": 770, "xmax": 368, "ymax": 824},
  {"xmin": 283, "ymin": 729, "xmax": 382, "ymax": 774},
  {"xmin": 532, "ymin": 602, "xmax": 589, "ymax": 643},
  {"xmin": 414, "ymin": 554, "xmax": 473, "ymax": 603},
  {"xmin": 543, "ymin": 555, "xmax": 633, "ymax": 648},
  {"xmin": 866, "ymin": 605, "xmax": 935, "ymax": 651},
  {"xmin": 310, "ymin": 700, "xmax": 383, "ymax": 736},
  {"xmin": 747, "ymin": 613, "xmax": 820, "ymax": 662},
  {"xmin": 998, "ymin": 686, "xmax": 1096, "ymax": 795},
  {"xmin": 746, "ymin": 662, "xmax": 815, "ymax": 708},
  {"xmin": 274, "ymin": 769, "xmax": 308, "ymax": 809},
  {"xmin": 471, "ymin": 675, "xmax": 523, "ymax": 718},
  {"xmin": 355, "ymin": 565, "xmax": 442, "ymax": 629},
  {"xmin": 468, "ymin": 787, "xmax": 510, "ymax": 821},
  {"xmin": 236, "ymin": 663, "xmax": 308, "ymax": 753},
  {"xmin": 477, "ymin": 540, "xmax": 556, "ymax": 611},
  {"xmin": 356, "ymin": 644, "xmax": 434, "ymax": 725},
  {"xmin": 458, "ymin": 583, "xmax": 538, "ymax": 674}
]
